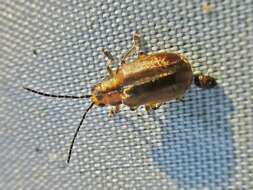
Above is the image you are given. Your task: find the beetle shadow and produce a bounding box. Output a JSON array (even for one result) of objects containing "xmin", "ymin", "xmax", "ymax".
[{"xmin": 145, "ymin": 86, "xmax": 235, "ymax": 189}]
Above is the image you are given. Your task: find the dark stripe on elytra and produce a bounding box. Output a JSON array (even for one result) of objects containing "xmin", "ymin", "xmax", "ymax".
[{"xmin": 126, "ymin": 73, "xmax": 177, "ymax": 96}]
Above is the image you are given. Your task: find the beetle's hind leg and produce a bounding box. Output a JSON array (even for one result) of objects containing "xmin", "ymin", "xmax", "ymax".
[
  {"xmin": 120, "ymin": 32, "xmax": 140, "ymax": 64},
  {"xmin": 102, "ymin": 48, "xmax": 114, "ymax": 77}
]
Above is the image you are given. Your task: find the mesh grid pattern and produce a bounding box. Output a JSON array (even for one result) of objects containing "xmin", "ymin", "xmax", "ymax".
[{"xmin": 0, "ymin": 0, "xmax": 252, "ymax": 189}]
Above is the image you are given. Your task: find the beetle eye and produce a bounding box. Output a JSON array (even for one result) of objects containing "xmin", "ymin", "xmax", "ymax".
[{"xmin": 95, "ymin": 92, "xmax": 103, "ymax": 100}]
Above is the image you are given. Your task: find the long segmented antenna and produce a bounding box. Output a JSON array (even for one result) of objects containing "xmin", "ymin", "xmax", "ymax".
[
  {"xmin": 67, "ymin": 102, "xmax": 94, "ymax": 163},
  {"xmin": 23, "ymin": 86, "xmax": 93, "ymax": 163},
  {"xmin": 23, "ymin": 87, "xmax": 91, "ymax": 99}
]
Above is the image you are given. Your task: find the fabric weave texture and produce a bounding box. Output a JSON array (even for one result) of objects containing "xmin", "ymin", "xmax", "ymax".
[{"xmin": 0, "ymin": 0, "xmax": 252, "ymax": 189}]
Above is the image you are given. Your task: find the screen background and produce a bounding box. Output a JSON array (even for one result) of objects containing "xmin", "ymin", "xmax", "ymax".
[{"xmin": 0, "ymin": 0, "xmax": 252, "ymax": 189}]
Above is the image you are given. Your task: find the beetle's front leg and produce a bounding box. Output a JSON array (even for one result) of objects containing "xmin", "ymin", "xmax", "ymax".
[
  {"xmin": 120, "ymin": 32, "xmax": 140, "ymax": 65},
  {"xmin": 102, "ymin": 48, "xmax": 114, "ymax": 77},
  {"xmin": 108, "ymin": 105, "xmax": 120, "ymax": 117}
]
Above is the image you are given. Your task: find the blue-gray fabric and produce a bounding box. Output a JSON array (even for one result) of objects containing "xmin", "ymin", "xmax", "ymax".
[{"xmin": 0, "ymin": 0, "xmax": 252, "ymax": 189}]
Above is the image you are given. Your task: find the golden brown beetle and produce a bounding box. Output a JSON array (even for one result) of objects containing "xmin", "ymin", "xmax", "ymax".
[{"xmin": 24, "ymin": 32, "xmax": 217, "ymax": 163}]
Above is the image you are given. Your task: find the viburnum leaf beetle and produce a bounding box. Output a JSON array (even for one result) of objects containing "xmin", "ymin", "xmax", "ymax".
[{"xmin": 24, "ymin": 32, "xmax": 217, "ymax": 163}]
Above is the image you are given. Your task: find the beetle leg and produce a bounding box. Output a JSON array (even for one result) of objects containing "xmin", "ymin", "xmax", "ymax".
[
  {"xmin": 102, "ymin": 48, "xmax": 114, "ymax": 77},
  {"xmin": 145, "ymin": 105, "xmax": 152, "ymax": 112},
  {"xmin": 130, "ymin": 106, "xmax": 139, "ymax": 111},
  {"xmin": 145, "ymin": 103, "xmax": 162, "ymax": 112},
  {"xmin": 108, "ymin": 105, "xmax": 120, "ymax": 117},
  {"xmin": 176, "ymin": 96, "xmax": 185, "ymax": 102},
  {"xmin": 120, "ymin": 32, "xmax": 140, "ymax": 64}
]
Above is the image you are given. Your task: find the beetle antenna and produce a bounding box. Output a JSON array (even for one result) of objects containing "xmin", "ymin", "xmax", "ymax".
[
  {"xmin": 67, "ymin": 102, "xmax": 94, "ymax": 163},
  {"xmin": 23, "ymin": 87, "xmax": 91, "ymax": 99}
]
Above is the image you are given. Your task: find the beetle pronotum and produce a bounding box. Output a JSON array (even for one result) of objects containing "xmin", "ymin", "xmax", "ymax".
[{"xmin": 24, "ymin": 32, "xmax": 217, "ymax": 163}]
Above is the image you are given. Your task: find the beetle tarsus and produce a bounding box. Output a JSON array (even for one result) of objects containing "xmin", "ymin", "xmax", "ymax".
[
  {"xmin": 145, "ymin": 103, "xmax": 162, "ymax": 112},
  {"xmin": 108, "ymin": 105, "xmax": 120, "ymax": 117},
  {"xmin": 102, "ymin": 48, "xmax": 114, "ymax": 77}
]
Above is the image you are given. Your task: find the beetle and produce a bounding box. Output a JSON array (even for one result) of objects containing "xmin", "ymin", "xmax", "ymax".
[{"xmin": 24, "ymin": 32, "xmax": 217, "ymax": 163}]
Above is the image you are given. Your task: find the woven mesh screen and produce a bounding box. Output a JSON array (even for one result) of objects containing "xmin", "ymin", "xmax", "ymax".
[{"xmin": 0, "ymin": 0, "xmax": 252, "ymax": 189}]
